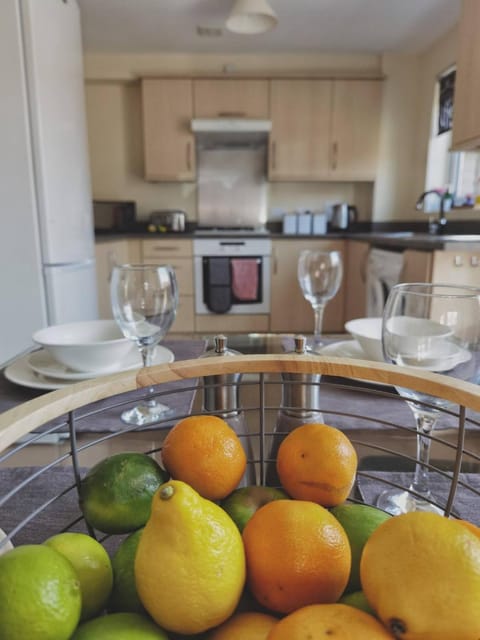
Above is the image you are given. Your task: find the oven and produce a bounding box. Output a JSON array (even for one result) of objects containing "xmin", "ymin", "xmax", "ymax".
[{"xmin": 193, "ymin": 236, "xmax": 271, "ymax": 315}]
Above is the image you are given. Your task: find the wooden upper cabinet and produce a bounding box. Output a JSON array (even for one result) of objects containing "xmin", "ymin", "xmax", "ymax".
[
  {"xmin": 268, "ymin": 79, "xmax": 382, "ymax": 181},
  {"xmin": 141, "ymin": 78, "xmax": 196, "ymax": 182},
  {"xmin": 193, "ymin": 79, "xmax": 269, "ymax": 118},
  {"xmin": 331, "ymin": 80, "xmax": 382, "ymax": 180},
  {"xmin": 269, "ymin": 79, "xmax": 332, "ymax": 181},
  {"xmin": 452, "ymin": 0, "xmax": 480, "ymax": 150}
]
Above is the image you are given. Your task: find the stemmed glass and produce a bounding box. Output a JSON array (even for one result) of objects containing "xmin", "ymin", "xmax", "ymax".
[
  {"xmin": 297, "ymin": 249, "xmax": 343, "ymax": 353},
  {"xmin": 110, "ymin": 264, "xmax": 178, "ymax": 426},
  {"xmin": 377, "ymin": 282, "xmax": 480, "ymax": 515}
]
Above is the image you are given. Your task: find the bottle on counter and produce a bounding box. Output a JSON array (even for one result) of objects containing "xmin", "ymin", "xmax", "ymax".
[
  {"xmin": 199, "ymin": 334, "xmax": 256, "ymax": 486},
  {"xmin": 265, "ymin": 335, "xmax": 324, "ymax": 486}
]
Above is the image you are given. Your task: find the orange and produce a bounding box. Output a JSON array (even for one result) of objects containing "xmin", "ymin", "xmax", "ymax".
[
  {"xmin": 267, "ymin": 603, "xmax": 393, "ymax": 639},
  {"xmin": 161, "ymin": 415, "xmax": 247, "ymax": 501},
  {"xmin": 242, "ymin": 499, "xmax": 351, "ymax": 614},
  {"xmin": 207, "ymin": 611, "xmax": 278, "ymax": 639},
  {"xmin": 276, "ymin": 422, "xmax": 357, "ymax": 506},
  {"xmin": 360, "ymin": 511, "xmax": 480, "ymax": 638}
]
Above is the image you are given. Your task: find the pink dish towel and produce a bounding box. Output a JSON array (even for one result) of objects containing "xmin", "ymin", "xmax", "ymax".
[{"xmin": 231, "ymin": 258, "xmax": 259, "ymax": 301}]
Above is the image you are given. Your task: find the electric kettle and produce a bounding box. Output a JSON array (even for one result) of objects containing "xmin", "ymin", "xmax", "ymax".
[{"xmin": 329, "ymin": 203, "xmax": 358, "ymax": 231}]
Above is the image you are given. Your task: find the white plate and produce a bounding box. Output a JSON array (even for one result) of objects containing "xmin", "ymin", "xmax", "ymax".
[
  {"xmin": 28, "ymin": 346, "xmax": 173, "ymax": 381},
  {"xmin": 317, "ymin": 339, "xmax": 391, "ymax": 387},
  {"xmin": 5, "ymin": 346, "xmax": 175, "ymax": 391}
]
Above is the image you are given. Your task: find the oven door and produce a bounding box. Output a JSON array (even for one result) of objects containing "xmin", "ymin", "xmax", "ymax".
[{"xmin": 194, "ymin": 255, "xmax": 271, "ymax": 314}]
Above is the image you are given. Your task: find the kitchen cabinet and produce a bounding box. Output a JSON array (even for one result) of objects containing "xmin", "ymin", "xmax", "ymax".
[
  {"xmin": 344, "ymin": 241, "xmax": 370, "ymax": 321},
  {"xmin": 193, "ymin": 79, "xmax": 269, "ymax": 119},
  {"xmin": 141, "ymin": 79, "xmax": 196, "ymax": 182},
  {"xmin": 95, "ymin": 239, "xmax": 141, "ymax": 319},
  {"xmin": 141, "ymin": 238, "xmax": 195, "ymax": 333},
  {"xmin": 270, "ymin": 239, "xmax": 346, "ymax": 333},
  {"xmin": 268, "ymin": 79, "xmax": 382, "ymax": 181},
  {"xmin": 452, "ymin": 0, "xmax": 480, "ymax": 150},
  {"xmin": 431, "ymin": 249, "xmax": 480, "ymax": 286}
]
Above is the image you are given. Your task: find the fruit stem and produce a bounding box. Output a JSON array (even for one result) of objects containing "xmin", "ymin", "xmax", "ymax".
[
  {"xmin": 160, "ymin": 485, "xmax": 175, "ymax": 500},
  {"xmin": 389, "ymin": 618, "xmax": 407, "ymax": 638}
]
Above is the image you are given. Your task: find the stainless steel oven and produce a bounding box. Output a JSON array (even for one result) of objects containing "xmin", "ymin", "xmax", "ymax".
[{"xmin": 193, "ymin": 236, "xmax": 271, "ymax": 315}]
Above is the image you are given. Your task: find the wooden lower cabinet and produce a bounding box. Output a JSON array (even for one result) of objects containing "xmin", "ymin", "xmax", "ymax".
[
  {"xmin": 269, "ymin": 239, "xmax": 346, "ymax": 334},
  {"xmin": 344, "ymin": 241, "xmax": 370, "ymax": 322},
  {"xmin": 95, "ymin": 239, "xmax": 141, "ymax": 319}
]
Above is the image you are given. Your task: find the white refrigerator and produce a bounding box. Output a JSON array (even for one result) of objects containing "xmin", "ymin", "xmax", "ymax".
[{"xmin": 0, "ymin": 0, "xmax": 98, "ymax": 365}]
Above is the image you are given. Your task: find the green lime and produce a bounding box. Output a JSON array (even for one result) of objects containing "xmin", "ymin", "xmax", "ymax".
[
  {"xmin": 220, "ymin": 485, "xmax": 289, "ymax": 532},
  {"xmin": 330, "ymin": 502, "xmax": 391, "ymax": 593},
  {"xmin": 71, "ymin": 612, "xmax": 169, "ymax": 639},
  {"xmin": 79, "ymin": 453, "xmax": 168, "ymax": 534},
  {"xmin": 0, "ymin": 544, "xmax": 81, "ymax": 640},
  {"xmin": 44, "ymin": 532, "xmax": 113, "ymax": 621},
  {"xmin": 339, "ymin": 590, "xmax": 376, "ymax": 616},
  {"xmin": 109, "ymin": 528, "xmax": 145, "ymax": 614}
]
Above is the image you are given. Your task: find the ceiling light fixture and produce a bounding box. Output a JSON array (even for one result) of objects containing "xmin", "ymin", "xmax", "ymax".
[{"xmin": 226, "ymin": 0, "xmax": 278, "ymax": 35}]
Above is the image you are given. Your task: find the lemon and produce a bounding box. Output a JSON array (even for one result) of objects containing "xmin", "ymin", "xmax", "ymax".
[
  {"xmin": 109, "ymin": 528, "xmax": 145, "ymax": 614},
  {"xmin": 71, "ymin": 612, "xmax": 169, "ymax": 639},
  {"xmin": 79, "ymin": 452, "xmax": 168, "ymax": 534},
  {"xmin": 0, "ymin": 544, "xmax": 81, "ymax": 640},
  {"xmin": 330, "ymin": 502, "xmax": 391, "ymax": 593},
  {"xmin": 361, "ymin": 512, "xmax": 480, "ymax": 638},
  {"xmin": 44, "ymin": 532, "xmax": 113, "ymax": 621},
  {"xmin": 135, "ymin": 480, "xmax": 246, "ymax": 635}
]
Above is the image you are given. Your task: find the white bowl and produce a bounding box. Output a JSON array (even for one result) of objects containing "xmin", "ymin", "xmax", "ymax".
[
  {"xmin": 32, "ymin": 320, "xmax": 133, "ymax": 373},
  {"xmin": 344, "ymin": 317, "xmax": 384, "ymax": 361}
]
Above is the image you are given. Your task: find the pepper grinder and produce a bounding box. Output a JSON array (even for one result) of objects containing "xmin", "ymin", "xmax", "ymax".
[
  {"xmin": 200, "ymin": 335, "xmax": 256, "ymax": 486},
  {"xmin": 266, "ymin": 335, "xmax": 324, "ymax": 486}
]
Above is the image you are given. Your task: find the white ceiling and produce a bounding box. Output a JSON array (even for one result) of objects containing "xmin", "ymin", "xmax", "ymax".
[{"xmin": 77, "ymin": 0, "xmax": 461, "ymax": 56}]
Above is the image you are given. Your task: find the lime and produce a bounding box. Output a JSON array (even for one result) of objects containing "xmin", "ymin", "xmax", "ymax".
[
  {"xmin": 0, "ymin": 544, "xmax": 81, "ymax": 640},
  {"xmin": 330, "ymin": 503, "xmax": 391, "ymax": 593},
  {"xmin": 44, "ymin": 532, "xmax": 113, "ymax": 621},
  {"xmin": 79, "ymin": 452, "xmax": 168, "ymax": 534},
  {"xmin": 339, "ymin": 590, "xmax": 376, "ymax": 616},
  {"xmin": 220, "ymin": 485, "xmax": 289, "ymax": 532},
  {"xmin": 71, "ymin": 612, "xmax": 169, "ymax": 639},
  {"xmin": 109, "ymin": 528, "xmax": 145, "ymax": 614}
]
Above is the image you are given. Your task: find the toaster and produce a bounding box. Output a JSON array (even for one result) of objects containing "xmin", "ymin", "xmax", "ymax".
[{"xmin": 149, "ymin": 210, "xmax": 187, "ymax": 233}]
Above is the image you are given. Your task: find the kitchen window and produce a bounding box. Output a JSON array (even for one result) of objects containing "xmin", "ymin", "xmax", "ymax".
[{"xmin": 424, "ymin": 66, "xmax": 480, "ymax": 209}]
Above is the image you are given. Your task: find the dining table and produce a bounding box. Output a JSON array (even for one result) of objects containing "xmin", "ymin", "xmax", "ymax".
[{"xmin": 1, "ymin": 333, "xmax": 480, "ymax": 548}]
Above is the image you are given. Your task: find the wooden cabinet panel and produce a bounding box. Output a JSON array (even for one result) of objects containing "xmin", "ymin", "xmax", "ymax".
[
  {"xmin": 193, "ymin": 79, "xmax": 269, "ymax": 118},
  {"xmin": 331, "ymin": 80, "xmax": 382, "ymax": 180},
  {"xmin": 452, "ymin": 0, "xmax": 480, "ymax": 150},
  {"xmin": 431, "ymin": 250, "xmax": 480, "ymax": 286},
  {"xmin": 269, "ymin": 79, "xmax": 332, "ymax": 181},
  {"xmin": 401, "ymin": 249, "xmax": 432, "ymax": 283},
  {"xmin": 344, "ymin": 241, "xmax": 370, "ymax": 321},
  {"xmin": 195, "ymin": 314, "xmax": 269, "ymax": 334},
  {"xmin": 95, "ymin": 239, "xmax": 141, "ymax": 319},
  {"xmin": 141, "ymin": 79, "xmax": 195, "ymax": 181},
  {"xmin": 141, "ymin": 238, "xmax": 194, "ymax": 332},
  {"xmin": 270, "ymin": 239, "xmax": 346, "ymax": 333}
]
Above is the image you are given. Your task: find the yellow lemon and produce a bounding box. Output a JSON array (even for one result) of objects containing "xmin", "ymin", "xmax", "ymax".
[
  {"xmin": 207, "ymin": 611, "xmax": 278, "ymax": 639},
  {"xmin": 135, "ymin": 480, "xmax": 246, "ymax": 635},
  {"xmin": 0, "ymin": 544, "xmax": 81, "ymax": 640},
  {"xmin": 44, "ymin": 532, "xmax": 113, "ymax": 621},
  {"xmin": 360, "ymin": 512, "xmax": 480, "ymax": 639}
]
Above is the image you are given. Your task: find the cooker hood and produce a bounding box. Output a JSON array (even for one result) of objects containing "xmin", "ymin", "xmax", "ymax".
[{"xmin": 191, "ymin": 118, "xmax": 272, "ymax": 145}]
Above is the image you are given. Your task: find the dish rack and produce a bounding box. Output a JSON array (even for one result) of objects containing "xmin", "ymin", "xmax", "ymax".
[{"xmin": 1, "ymin": 354, "xmax": 480, "ymax": 552}]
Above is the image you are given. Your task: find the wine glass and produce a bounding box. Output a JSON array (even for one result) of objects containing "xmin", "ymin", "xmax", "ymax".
[
  {"xmin": 110, "ymin": 264, "xmax": 178, "ymax": 426},
  {"xmin": 297, "ymin": 249, "xmax": 343, "ymax": 352},
  {"xmin": 377, "ymin": 282, "xmax": 480, "ymax": 515}
]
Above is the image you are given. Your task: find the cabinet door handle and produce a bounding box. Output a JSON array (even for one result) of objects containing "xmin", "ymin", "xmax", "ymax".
[
  {"xmin": 471, "ymin": 255, "xmax": 479, "ymax": 267},
  {"xmin": 331, "ymin": 142, "xmax": 338, "ymax": 170},
  {"xmin": 270, "ymin": 141, "xmax": 276, "ymax": 171},
  {"xmin": 186, "ymin": 142, "xmax": 192, "ymax": 172},
  {"xmin": 217, "ymin": 111, "xmax": 246, "ymax": 118}
]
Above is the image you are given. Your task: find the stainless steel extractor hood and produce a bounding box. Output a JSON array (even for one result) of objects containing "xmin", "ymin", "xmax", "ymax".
[{"xmin": 191, "ymin": 118, "xmax": 272, "ymax": 146}]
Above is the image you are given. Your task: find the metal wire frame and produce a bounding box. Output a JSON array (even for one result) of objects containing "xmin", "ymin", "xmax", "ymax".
[{"xmin": 1, "ymin": 356, "xmax": 480, "ymax": 552}]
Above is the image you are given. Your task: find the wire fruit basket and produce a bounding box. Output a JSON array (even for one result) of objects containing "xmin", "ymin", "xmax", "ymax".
[{"xmin": 1, "ymin": 353, "xmax": 480, "ymax": 555}]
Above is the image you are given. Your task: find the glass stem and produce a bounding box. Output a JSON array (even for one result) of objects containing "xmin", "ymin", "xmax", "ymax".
[
  {"xmin": 410, "ymin": 411, "xmax": 438, "ymax": 497},
  {"xmin": 140, "ymin": 345, "xmax": 156, "ymax": 406},
  {"xmin": 312, "ymin": 303, "xmax": 325, "ymax": 350}
]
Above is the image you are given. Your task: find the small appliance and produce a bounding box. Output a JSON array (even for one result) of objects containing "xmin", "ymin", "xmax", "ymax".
[
  {"xmin": 329, "ymin": 203, "xmax": 359, "ymax": 231},
  {"xmin": 149, "ymin": 210, "xmax": 186, "ymax": 233}
]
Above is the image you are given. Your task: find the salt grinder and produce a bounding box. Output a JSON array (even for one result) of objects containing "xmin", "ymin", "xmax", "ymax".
[
  {"xmin": 266, "ymin": 335, "xmax": 324, "ymax": 485},
  {"xmin": 200, "ymin": 335, "xmax": 255, "ymax": 485}
]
